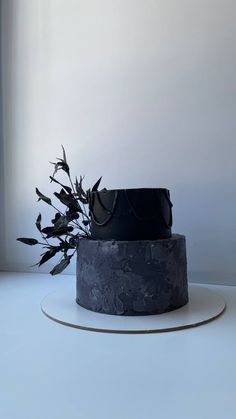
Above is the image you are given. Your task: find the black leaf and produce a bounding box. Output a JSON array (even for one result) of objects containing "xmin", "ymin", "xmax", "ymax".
[
  {"xmin": 49, "ymin": 176, "xmax": 72, "ymax": 194},
  {"xmin": 82, "ymin": 219, "xmax": 90, "ymax": 226},
  {"xmin": 38, "ymin": 249, "xmax": 58, "ymax": 266},
  {"xmin": 41, "ymin": 227, "xmax": 55, "ymax": 234},
  {"xmin": 50, "ymin": 145, "xmax": 69, "ymax": 175},
  {"xmin": 51, "ymin": 213, "xmax": 61, "ymax": 225},
  {"xmin": 68, "ymin": 236, "xmax": 79, "ymax": 248},
  {"xmin": 41, "ymin": 225, "xmax": 73, "ymax": 238},
  {"xmin": 36, "ymin": 213, "xmax": 42, "ymax": 232},
  {"xmin": 58, "ymin": 239, "xmax": 75, "ymax": 251},
  {"xmin": 65, "ymin": 210, "xmax": 80, "ymax": 221},
  {"xmin": 17, "ymin": 238, "xmax": 38, "ymax": 245},
  {"xmin": 52, "ymin": 214, "xmax": 71, "ymax": 229},
  {"xmin": 92, "ymin": 176, "xmax": 102, "ymax": 192},
  {"xmin": 51, "ymin": 212, "xmax": 79, "ymax": 229},
  {"xmin": 61, "ymin": 144, "xmax": 67, "ymax": 163},
  {"xmin": 74, "ymin": 176, "xmax": 88, "ymax": 204},
  {"xmin": 50, "ymin": 255, "xmax": 72, "ymax": 275},
  {"xmin": 50, "ymin": 161, "xmax": 70, "ymax": 177},
  {"xmin": 75, "ymin": 176, "xmax": 83, "ymax": 194},
  {"xmin": 54, "ymin": 189, "xmax": 82, "ymax": 212},
  {"xmin": 36, "ymin": 188, "xmax": 52, "ymax": 205}
]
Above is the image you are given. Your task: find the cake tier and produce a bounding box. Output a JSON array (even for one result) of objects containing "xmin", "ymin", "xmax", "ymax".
[
  {"xmin": 76, "ymin": 234, "xmax": 188, "ymax": 316},
  {"xmin": 88, "ymin": 188, "xmax": 172, "ymax": 240}
]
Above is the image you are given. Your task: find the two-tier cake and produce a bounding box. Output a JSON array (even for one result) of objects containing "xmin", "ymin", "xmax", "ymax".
[{"xmin": 76, "ymin": 188, "xmax": 188, "ymax": 315}]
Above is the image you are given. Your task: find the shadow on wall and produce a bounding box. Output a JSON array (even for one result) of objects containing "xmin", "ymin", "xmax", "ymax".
[
  {"xmin": 0, "ymin": 1, "xmax": 5, "ymax": 267},
  {"xmin": 0, "ymin": 0, "xmax": 14, "ymax": 268}
]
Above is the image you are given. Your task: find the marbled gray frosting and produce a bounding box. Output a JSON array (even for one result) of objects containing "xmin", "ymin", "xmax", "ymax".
[{"xmin": 76, "ymin": 234, "xmax": 188, "ymax": 316}]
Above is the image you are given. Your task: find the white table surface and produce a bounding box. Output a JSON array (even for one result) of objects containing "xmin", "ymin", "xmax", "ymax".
[{"xmin": 0, "ymin": 271, "xmax": 235, "ymax": 419}]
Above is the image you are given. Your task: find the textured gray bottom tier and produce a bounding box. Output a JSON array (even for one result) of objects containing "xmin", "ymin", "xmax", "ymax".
[{"xmin": 76, "ymin": 234, "xmax": 188, "ymax": 316}]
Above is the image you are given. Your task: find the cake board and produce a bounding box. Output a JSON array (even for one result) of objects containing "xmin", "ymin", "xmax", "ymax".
[{"xmin": 41, "ymin": 284, "xmax": 226, "ymax": 334}]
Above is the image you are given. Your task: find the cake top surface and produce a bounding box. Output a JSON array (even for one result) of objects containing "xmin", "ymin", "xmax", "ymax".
[{"xmin": 90, "ymin": 187, "xmax": 170, "ymax": 193}]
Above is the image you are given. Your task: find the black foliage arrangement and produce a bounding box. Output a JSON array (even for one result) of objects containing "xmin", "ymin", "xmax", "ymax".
[{"xmin": 17, "ymin": 146, "xmax": 102, "ymax": 275}]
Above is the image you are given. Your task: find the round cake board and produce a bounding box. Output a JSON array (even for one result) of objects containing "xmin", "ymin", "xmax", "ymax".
[{"xmin": 41, "ymin": 284, "xmax": 226, "ymax": 334}]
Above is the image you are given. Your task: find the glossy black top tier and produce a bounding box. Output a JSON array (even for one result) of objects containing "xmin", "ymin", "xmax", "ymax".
[{"xmin": 88, "ymin": 188, "xmax": 173, "ymax": 241}]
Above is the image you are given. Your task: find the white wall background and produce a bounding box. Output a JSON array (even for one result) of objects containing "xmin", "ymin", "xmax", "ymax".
[{"xmin": 0, "ymin": 0, "xmax": 236, "ymax": 283}]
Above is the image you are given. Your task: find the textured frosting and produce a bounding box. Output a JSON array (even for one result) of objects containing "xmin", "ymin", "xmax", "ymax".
[{"xmin": 76, "ymin": 235, "xmax": 188, "ymax": 315}]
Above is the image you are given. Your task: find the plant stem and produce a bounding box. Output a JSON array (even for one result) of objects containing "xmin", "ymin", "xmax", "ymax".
[{"xmin": 51, "ymin": 204, "xmax": 64, "ymax": 216}]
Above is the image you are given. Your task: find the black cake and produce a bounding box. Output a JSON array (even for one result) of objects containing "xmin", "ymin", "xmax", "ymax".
[{"xmin": 76, "ymin": 188, "xmax": 188, "ymax": 316}]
